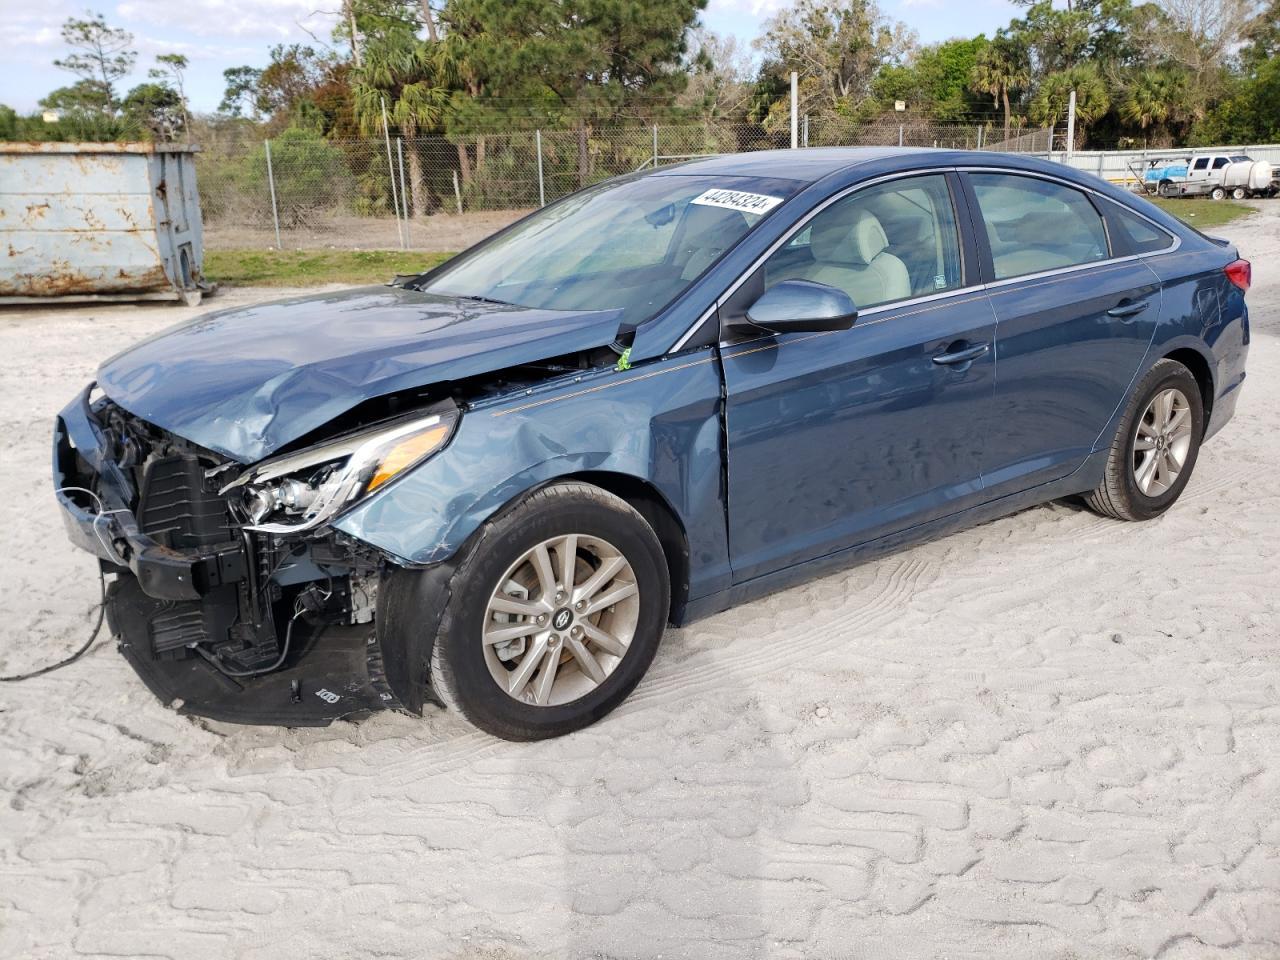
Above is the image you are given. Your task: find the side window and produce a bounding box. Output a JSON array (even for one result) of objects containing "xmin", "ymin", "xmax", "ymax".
[
  {"xmin": 1104, "ymin": 201, "xmax": 1176, "ymax": 255},
  {"xmin": 1192, "ymin": 158, "xmax": 1210, "ymax": 171},
  {"xmin": 1212, "ymin": 157, "xmax": 1230, "ymax": 170},
  {"xmin": 760, "ymin": 174, "xmax": 963, "ymax": 310},
  {"xmin": 969, "ymin": 173, "xmax": 1109, "ymax": 280}
]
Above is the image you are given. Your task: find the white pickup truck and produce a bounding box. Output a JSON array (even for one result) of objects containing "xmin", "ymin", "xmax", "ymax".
[{"xmin": 1146, "ymin": 153, "xmax": 1279, "ymax": 199}]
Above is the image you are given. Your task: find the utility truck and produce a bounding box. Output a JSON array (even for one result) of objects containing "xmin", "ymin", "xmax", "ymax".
[{"xmin": 1136, "ymin": 153, "xmax": 1278, "ymax": 200}]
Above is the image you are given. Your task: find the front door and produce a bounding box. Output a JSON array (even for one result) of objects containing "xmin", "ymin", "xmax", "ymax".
[
  {"xmin": 720, "ymin": 173, "xmax": 997, "ymax": 584},
  {"xmin": 961, "ymin": 172, "xmax": 1163, "ymax": 495}
]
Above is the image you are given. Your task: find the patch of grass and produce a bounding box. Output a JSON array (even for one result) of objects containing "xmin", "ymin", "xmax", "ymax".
[
  {"xmin": 203, "ymin": 249, "xmax": 456, "ymax": 287},
  {"xmin": 1149, "ymin": 197, "xmax": 1255, "ymax": 230}
]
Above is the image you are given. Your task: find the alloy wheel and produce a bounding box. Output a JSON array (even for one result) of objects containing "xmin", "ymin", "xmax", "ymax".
[
  {"xmin": 482, "ymin": 535, "xmax": 640, "ymax": 706},
  {"xmin": 1132, "ymin": 387, "xmax": 1193, "ymax": 497}
]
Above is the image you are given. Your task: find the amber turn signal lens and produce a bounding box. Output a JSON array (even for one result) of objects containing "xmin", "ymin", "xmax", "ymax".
[{"xmin": 366, "ymin": 424, "xmax": 451, "ymax": 492}]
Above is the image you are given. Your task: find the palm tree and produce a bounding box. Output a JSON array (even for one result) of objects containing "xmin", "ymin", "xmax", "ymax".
[
  {"xmin": 971, "ymin": 36, "xmax": 1029, "ymax": 143},
  {"xmin": 1120, "ymin": 70, "xmax": 1171, "ymax": 139},
  {"xmin": 1030, "ymin": 64, "xmax": 1111, "ymax": 150},
  {"xmin": 351, "ymin": 30, "xmax": 453, "ymax": 217},
  {"xmin": 1124, "ymin": 68, "xmax": 1196, "ymax": 144}
]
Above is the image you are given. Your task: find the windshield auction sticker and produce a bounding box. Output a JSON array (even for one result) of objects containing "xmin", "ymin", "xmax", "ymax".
[{"xmin": 691, "ymin": 188, "xmax": 784, "ymax": 215}]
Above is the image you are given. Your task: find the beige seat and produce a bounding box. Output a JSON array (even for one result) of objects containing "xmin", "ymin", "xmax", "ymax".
[
  {"xmin": 786, "ymin": 206, "xmax": 911, "ymax": 308},
  {"xmin": 677, "ymin": 205, "xmax": 750, "ymax": 280}
]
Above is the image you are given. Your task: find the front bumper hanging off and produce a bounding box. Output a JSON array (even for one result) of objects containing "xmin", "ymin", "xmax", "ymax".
[{"xmin": 53, "ymin": 387, "xmax": 404, "ymax": 727}]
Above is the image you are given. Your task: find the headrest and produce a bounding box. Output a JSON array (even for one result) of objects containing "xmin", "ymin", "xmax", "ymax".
[
  {"xmin": 681, "ymin": 203, "xmax": 749, "ymax": 241},
  {"xmin": 809, "ymin": 206, "xmax": 890, "ymax": 266}
]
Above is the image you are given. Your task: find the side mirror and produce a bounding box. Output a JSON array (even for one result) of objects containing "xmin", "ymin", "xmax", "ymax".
[{"xmin": 745, "ymin": 280, "xmax": 858, "ymax": 333}]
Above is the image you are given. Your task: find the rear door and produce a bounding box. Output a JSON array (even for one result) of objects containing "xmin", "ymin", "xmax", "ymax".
[
  {"xmin": 720, "ymin": 172, "xmax": 997, "ymax": 583},
  {"xmin": 961, "ymin": 171, "xmax": 1163, "ymax": 495}
]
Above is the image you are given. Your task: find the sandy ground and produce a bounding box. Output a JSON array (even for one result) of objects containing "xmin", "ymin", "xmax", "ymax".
[
  {"xmin": 1, "ymin": 207, "xmax": 1278, "ymax": 960},
  {"xmin": 204, "ymin": 210, "xmax": 527, "ymax": 253}
]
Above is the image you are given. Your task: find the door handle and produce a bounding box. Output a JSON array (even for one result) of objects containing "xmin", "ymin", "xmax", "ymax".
[
  {"xmin": 1107, "ymin": 299, "xmax": 1149, "ymax": 318},
  {"xmin": 932, "ymin": 342, "xmax": 990, "ymax": 366}
]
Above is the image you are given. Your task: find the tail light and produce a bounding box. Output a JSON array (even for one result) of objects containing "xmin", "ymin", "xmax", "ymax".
[{"xmin": 1225, "ymin": 258, "xmax": 1251, "ymax": 293}]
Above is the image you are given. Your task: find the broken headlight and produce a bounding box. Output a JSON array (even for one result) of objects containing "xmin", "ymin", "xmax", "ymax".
[{"xmin": 222, "ymin": 409, "xmax": 458, "ymax": 534}]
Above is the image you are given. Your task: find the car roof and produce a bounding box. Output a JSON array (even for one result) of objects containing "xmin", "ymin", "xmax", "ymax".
[
  {"xmin": 650, "ymin": 146, "xmax": 1116, "ymax": 187},
  {"xmin": 652, "ymin": 147, "xmax": 936, "ymax": 184}
]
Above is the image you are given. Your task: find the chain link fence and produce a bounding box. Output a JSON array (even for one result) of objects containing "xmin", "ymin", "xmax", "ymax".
[{"xmin": 198, "ymin": 119, "xmax": 1055, "ymax": 252}]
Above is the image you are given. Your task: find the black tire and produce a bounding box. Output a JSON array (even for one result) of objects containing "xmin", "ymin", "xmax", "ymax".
[
  {"xmin": 422, "ymin": 482, "xmax": 669, "ymax": 740},
  {"xmin": 1085, "ymin": 359, "xmax": 1205, "ymax": 521}
]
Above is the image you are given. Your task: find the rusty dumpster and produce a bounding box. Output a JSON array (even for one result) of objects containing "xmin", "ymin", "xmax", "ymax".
[{"xmin": 0, "ymin": 142, "xmax": 212, "ymax": 305}]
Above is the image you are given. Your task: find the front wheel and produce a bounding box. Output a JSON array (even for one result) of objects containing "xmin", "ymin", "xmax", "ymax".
[
  {"xmin": 1211, "ymin": 186, "xmax": 1226, "ymax": 201},
  {"xmin": 1085, "ymin": 359, "xmax": 1204, "ymax": 521},
  {"xmin": 422, "ymin": 482, "xmax": 670, "ymax": 740}
]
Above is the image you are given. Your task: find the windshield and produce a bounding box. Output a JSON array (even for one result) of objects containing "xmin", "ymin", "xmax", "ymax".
[{"xmin": 421, "ymin": 174, "xmax": 797, "ymax": 327}]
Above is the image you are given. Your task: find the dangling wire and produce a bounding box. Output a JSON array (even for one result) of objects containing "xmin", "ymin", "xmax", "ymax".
[
  {"xmin": 2, "ymin": 485, "xmax": 117, "ymax": 682},
  {"xmin": 1, "ymin": 568, "xmax": 108, "ymax": 682}
]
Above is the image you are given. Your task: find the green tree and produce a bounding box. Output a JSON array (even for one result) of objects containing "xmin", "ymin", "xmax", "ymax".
[
  {"xmin": 1241, "ymin": 0, "xmax": 1280, "ymax": 68},
  {"xmin": 680, "ymin": 29, "xmax": 755, "ymax": 123},
  {"xmin": 1192, "ymin": 54, "xmax": 1280, "ymax": 143},
  {"xmin": 52, "ymin": 13, "xmax": 137, "ymax": 112},
  {"xmin": 754, "ymin": 0, "xmax": 916, "ymax": 122},
  {"xmin": 1009, "ymin": 0, "xmax": 1092, "ymax": 75},
  {"xmin": 1029, "ymin": 63, "xmax": 1112, "ymax": 147},
  {"xmin": 40, "ymin": 80, "xmax": 114, "ymax": 116},
  {"xmin": 971, "ymin": 33, "xmax": 1030, "ymax": 140},
  {"xmin": 256, "ymin": 44, "xmax": 333, "ymax": 118},
  {"xmin": 1117, "ymin": 68, "xmax": 1192, "ymax": 143},
  {"xmin": 1192, "ymin": 0, "xmax": 1279, "ymax": 142},
  {"xmin": 121, "ymin": 82, "xmax": 184, "ymax": 140},
  {"xmin": 445, "ymin": 0, "xmax": 706, "ymax": 185},
  {"xmin": 1151, "ymin": 0, "xmax": 1258, "ymax": 102},
  {"xmin": 350, "ymin": 2, "xmax": 453, "ymax": 215},
  {"xmin": 220, "ymin": 66, "xmax": 263, "ymax": 117},
  {"xmin": 242, "ymin": 127, "xmax": 347, "ymax": 227},
  {"xmin": 0, "ymin": 105, "xmax": 61, "ymax": 141},
  {"xmin": 220, "ymin": 44, "xmax": 353, "ymax": 131},
  {"xmin": 150, "ymin": 53, "xmax": 191, "ymax": 135},
  {"xmin": 871, "ymin": 37, "xmax": 987, "ymax": 120}
]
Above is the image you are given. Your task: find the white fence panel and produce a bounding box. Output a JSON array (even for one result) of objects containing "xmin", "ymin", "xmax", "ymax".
[{"xmin": 1046, "ymin": 144, "xmax": 1280, "ymax": 187}]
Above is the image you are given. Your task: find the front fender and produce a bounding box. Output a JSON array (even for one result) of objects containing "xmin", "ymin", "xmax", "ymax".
[{"xmin": 333, "ymin": 350, "xmax": 732, "ymax": 601}]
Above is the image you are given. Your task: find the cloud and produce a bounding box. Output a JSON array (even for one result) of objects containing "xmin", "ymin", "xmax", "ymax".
[
  {"xmin": 705, "ymin": 0, "xmax": 791, "ymax": 19},
  {"xmin": 116, "ymin": 0, "xmax": 339, "ymax": 42},
  {"xmin": 0, "ymin": 0, "xmax": 343, "ymax": 110}
]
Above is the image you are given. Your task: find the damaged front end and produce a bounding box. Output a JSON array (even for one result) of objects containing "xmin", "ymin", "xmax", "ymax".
[{"xmin": 52, "ymin": 386, "xmax": 455, "ymax": 725}]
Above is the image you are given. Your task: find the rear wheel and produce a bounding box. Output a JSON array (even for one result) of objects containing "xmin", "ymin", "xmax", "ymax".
[
  {"xmin": 1232, "ymin": 186, "xmax": 1247, "ymax": 200},
  {"xmin": 424, "ymin": 482, "xmax": 669, "ymax": 740},
  {"xmin": 1085, "ymin": 359, "xmax": 1204, "ymax": 521},
  {"xmin": 1211, "ymin": 186, "xmax": 1227, "ymax": 201}
]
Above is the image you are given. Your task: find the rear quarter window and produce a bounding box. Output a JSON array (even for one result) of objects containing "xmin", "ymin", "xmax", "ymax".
[{"xmin": 1104, "ymin": 200, "xmax": 1177, "ymax": 255}]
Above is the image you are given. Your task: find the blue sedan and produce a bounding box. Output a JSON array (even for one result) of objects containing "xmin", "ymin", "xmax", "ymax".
[{"xmin": 54, "ymin": 148, "xmax": 1251, "ymax": 738}]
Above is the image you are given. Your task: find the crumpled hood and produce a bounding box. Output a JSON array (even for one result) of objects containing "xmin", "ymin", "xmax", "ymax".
[{"xmin": 97, "ymin": 286, "xmax": 623, "ymax": 463}]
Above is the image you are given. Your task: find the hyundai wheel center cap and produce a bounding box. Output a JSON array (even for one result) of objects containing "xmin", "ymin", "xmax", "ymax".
[{"xmin": 552, "ymin": 607, "xmax": 574, "ymax": 631}]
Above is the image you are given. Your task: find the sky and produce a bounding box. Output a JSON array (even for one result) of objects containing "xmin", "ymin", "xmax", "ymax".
[{"xmin": 0, "ymin": 0, "xmax": 1023, "ymax": 115}]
